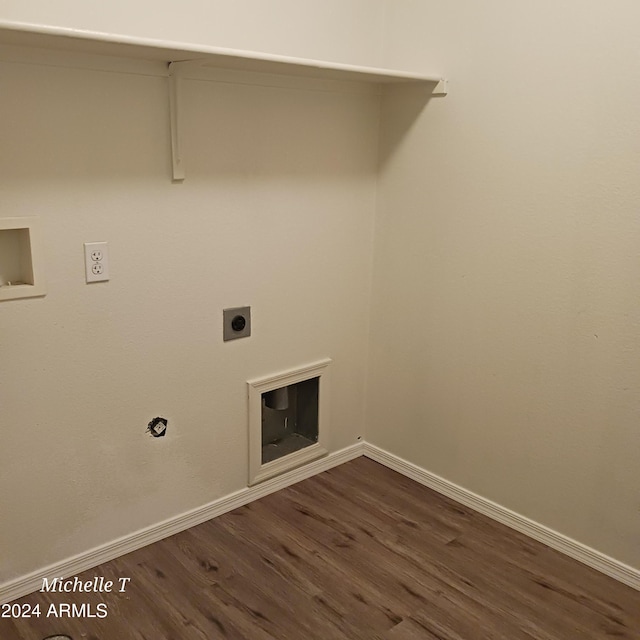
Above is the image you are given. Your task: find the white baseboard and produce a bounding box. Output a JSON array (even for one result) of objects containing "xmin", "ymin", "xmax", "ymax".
[
  {"xmin": 0, "ymin": 442, "xmax": 364, "ymax": 605},
  {"xmin": 4, "ymin": 439, "xmax": 638, "ymax": 604},
  {"xmin": 363, "ymin": 443, "xmax": 640, "ymax": 592}
]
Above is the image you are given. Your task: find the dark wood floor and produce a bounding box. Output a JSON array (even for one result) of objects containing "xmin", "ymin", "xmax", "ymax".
[{"xmin": 4, "ymin": 457, "xmax": 639, "ymax": 639}]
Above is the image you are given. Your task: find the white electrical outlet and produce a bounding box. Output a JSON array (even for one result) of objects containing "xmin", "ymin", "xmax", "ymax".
[{"xmin": 84, "ymin": 242, "xmax": 109, "ymax": 283}]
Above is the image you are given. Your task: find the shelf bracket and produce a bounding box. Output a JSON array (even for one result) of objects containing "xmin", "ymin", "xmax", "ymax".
[
  {"xmin": 432, "ymin": 79, "xmax": 448, "ymax": 96},
  {"xmin": 168, "ymin": 61, "xmax": 188, "ymax": 181},
  {"xmin": 168, "ymin": 60, "xmax": 210, "ymax": 180}
]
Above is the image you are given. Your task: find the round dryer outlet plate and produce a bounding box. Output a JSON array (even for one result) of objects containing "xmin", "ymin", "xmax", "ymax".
[{"xmin": 223, "ymin": 306, "xmax": 251, "ymax": 341}]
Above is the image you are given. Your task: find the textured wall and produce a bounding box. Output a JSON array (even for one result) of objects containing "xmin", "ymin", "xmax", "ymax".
[
  {"xmin": 368, "ymin": 0, "xmax": 640, "ymax": 569},
  {"xmin": 4, "ymin": 0, "xmax": 639, "ymax": 589},
  {"xmin": 0, "ymin": 53, "xmax": 379, "ymax": 582}
]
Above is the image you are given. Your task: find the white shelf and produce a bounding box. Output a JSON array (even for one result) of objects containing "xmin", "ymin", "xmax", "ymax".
[
  {"xmin": 0, "ymin": 20, "xmax": 445, "ymax": 86},
  {"xmin": 0, "ymin": 20, "xmax": 447, "ymax": 180}
]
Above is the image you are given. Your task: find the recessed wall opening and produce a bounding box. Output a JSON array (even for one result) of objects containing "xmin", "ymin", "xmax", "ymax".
[
  {"xmin": 0, "ymin": 217, "xmax": 46, "ymax": 301},
  {"xmin": 262, "ymin": 377, "xmax": 319, "ymax": 464},
  {"xmin": 0, "ymin": 228, "xmax": 34, "ymax": 285},
  {"xmin": 248, "ymin": 359, "xmax": 330, "ymax": 485}
]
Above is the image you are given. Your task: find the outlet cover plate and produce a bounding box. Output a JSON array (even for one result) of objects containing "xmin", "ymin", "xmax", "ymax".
[
  {"xmin": 84, "ymin": 241, "xmax": 109, "ymax": 283},
  {"xmin": 223, "ymin": 306, "xmax": 251, "ymax": 341}
]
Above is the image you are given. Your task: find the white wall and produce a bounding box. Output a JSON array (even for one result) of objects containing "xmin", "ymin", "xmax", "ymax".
[
  {"xmin": 369, "ymin": 0, "xmax": 640, "ymax": 569},
  {"xmin": 4, "ymin": 0, "xmax": 639, "ymax": 589},
  {"xmin": 0, "ymin": 0, "xmax": 387, "ymax": 66},
  {"xmin": 0, "ymin": 50, "xmax": 379, "ymax": 582}
]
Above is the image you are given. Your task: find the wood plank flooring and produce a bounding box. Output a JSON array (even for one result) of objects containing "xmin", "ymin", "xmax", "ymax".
[{"xmin": 3, "ymin": 457, "xmax": 639, "ymax": 639}]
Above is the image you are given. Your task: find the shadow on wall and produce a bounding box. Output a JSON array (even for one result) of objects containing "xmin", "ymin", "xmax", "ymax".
[
  {"xmin": 378, "ymin": 82, "xmax": 439, "ymax": 170},
  {"xmin": 1, "ymin": 60, "xmax": 381, "ymax": 185}
]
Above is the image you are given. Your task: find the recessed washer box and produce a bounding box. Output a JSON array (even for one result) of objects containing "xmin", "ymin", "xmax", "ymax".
[{"xmin": 0, "ymin": 217, "xmax": 46, "ymax": 302}]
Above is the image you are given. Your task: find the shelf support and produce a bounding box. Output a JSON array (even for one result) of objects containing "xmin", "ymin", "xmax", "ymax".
[
  {"xmin": 168, "ymin": 60, "xmax": 210, "ymax": 181},
  {"xmin": 432, "ymin": 79, "xmax": 448, "ymax": 96},
  {"xmin": 168, "ymin": 61, "xmax": 186, "ymax": 181}
]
